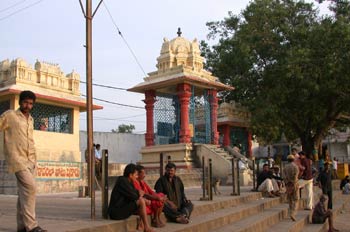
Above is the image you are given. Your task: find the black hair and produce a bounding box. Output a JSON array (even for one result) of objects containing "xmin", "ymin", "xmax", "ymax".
[
  {"xmin": 263, "ymin": 164, "xmax": 269, "ymax": 168},
  {"xmin": 136, "ymin": 164, "xmax": 145, "ymax": 172},
  {"xmin": 19, "ymin": 90, "xmax": 36, "ymax": 103},
  {"xmin": 298, "ymin": 151, "xmax": 306, "ymax": 156},
  {"xmin": 96, "ymin": 144, "xmax": 101, "ymax": 149},
  {"xmin": 165, "ymin": 162, "xmax": 176, "ymax": 170},
  {"xmin": 123, "ymin": 163, "xmax": 137, "ymax": 177}
]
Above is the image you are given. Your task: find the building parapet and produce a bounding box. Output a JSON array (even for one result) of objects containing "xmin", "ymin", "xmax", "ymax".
[{"xmin": 0, "ymin": 58, "xmax": 80, "ymax": 96}]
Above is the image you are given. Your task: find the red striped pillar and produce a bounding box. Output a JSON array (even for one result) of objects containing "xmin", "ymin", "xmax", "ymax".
[
  {"xmin": 144, "ymin": 90, "xmax": 156, "ymax": 146},
  {"xmin": 223, "ymin": 124, "xmax": 231, "ymax": 147},
  {"xmin": 177, "ymin": 83, "xmax": 192, "ymax": 143},
  {"xmin": 247, "ymin": 130, "xmax": 253, "ymax": 158},
  {"xmin": 208, "ymin": 89, "xmax": 219, "ymax": 145}
]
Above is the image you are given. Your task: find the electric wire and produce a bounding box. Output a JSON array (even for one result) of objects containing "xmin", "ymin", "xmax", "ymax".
[
  {"xmin": 80, "ymin": 80, "xmax": 127, "ymax": 91},
  {"xmin": 102, "ymin": 1, "xmax": 148, "ymax": 77},
  {"xmin": 81, "ymin": 94, "xmax": 144, "ymax": 109},
  {"xmin": 0, "ymin": 0, "xmax": 43, "ymax": 21},
  {"xmin": 0, "ymin": 0, "xmax": 28, "ymax": 13}
]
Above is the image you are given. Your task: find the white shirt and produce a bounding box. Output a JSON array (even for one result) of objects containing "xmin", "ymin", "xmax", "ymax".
[
  {"xmin": 332, "ymin": 159, "xmax": 337, "ymax": 170},
  {"xmin": 95, "ymin": 148, "xmax": 102, "ymax": 160}
]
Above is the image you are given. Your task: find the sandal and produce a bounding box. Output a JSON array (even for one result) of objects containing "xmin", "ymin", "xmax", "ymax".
[
  {"xmin": 176, "ymin": 216, "xmax": 189, "ymax": 224},
  {"xmin": 29, "ymin": 226, "xmax": 48, "ymax": 232}
]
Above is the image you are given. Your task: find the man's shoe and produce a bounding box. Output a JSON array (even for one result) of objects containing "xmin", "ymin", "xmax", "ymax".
[
  {"xmin": 17, "ymin": 229, "xmax": 26, "ymax": 232},
  {"xmin": 304, "ymin": 208, "xmax": 312, "ymax": 211},
  {"xmin": 29, "ymin": 226, "xmax": 48, "ymax": 232}
]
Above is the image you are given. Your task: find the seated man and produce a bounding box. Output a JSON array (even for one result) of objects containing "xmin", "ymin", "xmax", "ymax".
[
  {"xmin": 340, "ymin": 175, "xmax": 349, "ymax": 191},
  {"xmin": 272, "ymin": 166, "xmax": 284, "ymax": 190},
  {"xmin": 257, "ymin": 164, "xmax": 281, "ymax": 197},
  {"xmin": 312, "ymin": 195, "xmax": 339, "ymax": 232},
  {"xmin": 134, "ymin": 165, "xmax": 167, "ymax": 228},
  {"xmin": 343, "ymin": 179, "xmax": 350, "ymax": 194},
  {"xmin": 155, "ymin": 162, "xmax": 193, "ymax": 224},
  {"xmin": 108, "ymin": 163, "xmax": 155, "ymax": 232}
]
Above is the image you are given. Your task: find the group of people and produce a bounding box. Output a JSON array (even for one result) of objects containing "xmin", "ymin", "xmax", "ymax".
[
  {"xmin": 256, "ymin": 148, "xmax": 340, "ymax": 232},
  {"xmin": 108, "ymin": 162, "xmax": 193, "ymax": 232}
]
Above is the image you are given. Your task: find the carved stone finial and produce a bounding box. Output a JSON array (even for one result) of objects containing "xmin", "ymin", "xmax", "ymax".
[{"xmin": 177, "ymin": 27, "xmax": 182, "ymax": 37}]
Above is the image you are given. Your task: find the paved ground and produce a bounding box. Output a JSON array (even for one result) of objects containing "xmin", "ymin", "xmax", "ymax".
[
  {"xmin": 1, "ymin": 186, "xmax": 349, "ymax": 232},
  {"xmin": 322, "ymin": 200, "xmax": 350, "ymax": 232},
  {"xmin": 0, "ymin": 186, "xmax": 251, "ymax": 232}
]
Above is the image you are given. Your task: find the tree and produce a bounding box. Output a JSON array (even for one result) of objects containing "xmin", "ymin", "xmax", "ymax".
[
  {"xmin": 111, "ymin": 124, "xmax": 135, "ymax": 133},
  {"xmin": 201, "ymin": 0, "xmax": 350, "ymax": 155}
]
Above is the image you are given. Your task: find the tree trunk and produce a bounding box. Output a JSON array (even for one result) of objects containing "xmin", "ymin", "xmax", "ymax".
[{"xmin": 300, "ymin": 136, "xmax": 322, "ymax": 161}]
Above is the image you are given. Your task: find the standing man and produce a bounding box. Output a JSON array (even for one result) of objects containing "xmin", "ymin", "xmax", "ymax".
[
  {"xmin": 319, "ymin": 162, "xmax": 333, "ymax": 209},
  {"xmin": 154, "ymin": 162, "xmax": 193, "ymax": 224},
  {"xmin": 292, "ymin": 148, "xmax": 304, "ymax": 178},
  {"xmin": 299, "ymin": 151, "xmax": 314, "ymax": 210},
  {"xmin": 332, "ymin": 157, "xmax": 338, "ymax": 179},
  {"xmin": 0, "ymin": 91, "xmax": 47, "ymax": 232},
  {"xmin": 283, "ymin": 155, "xmax": 300, "ymax": 221},
  {"xmin": 94, "ymin": 144, "xmax": 102, "ymax": 178}
]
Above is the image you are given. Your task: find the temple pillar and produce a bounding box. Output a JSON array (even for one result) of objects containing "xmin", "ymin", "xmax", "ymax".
[
  {"xmin": 223, "ymin": 124, "xmax": 231, "ymax": 147},
  {"xmin": 247, "ymin": 130, "xmax": 252, "ymax": 158},
  {"xmin": 143, "ymin": 90, "xmax": 156, "ymax": 146},
  {"xmin": 208, "ymin": 89, "xmax": 219, "ymax": 145},
  {"xmin": 177, "ymin": 83, "xmax": 192, "ymax": 143}
]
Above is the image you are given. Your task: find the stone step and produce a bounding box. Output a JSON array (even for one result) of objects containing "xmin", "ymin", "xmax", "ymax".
[
  {"xmin": 156, "ymin": 195, "xmax": 283, "ymax": 232},
  {"xmin": 259, "ymin": 190, "xmax": 347, "ymax": 232},
  {"xmin": 299, "ymin": 195, "xmax": 350, "ymax": 232},
  {"xmin": 210, "ymin": 204, "xmax": 288, "ymax": 232}
]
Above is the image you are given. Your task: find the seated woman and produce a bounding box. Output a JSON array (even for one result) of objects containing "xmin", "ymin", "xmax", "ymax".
[
  {"xmin": 108, "ymin": 163, "xmax": 155, "ymax": 232},
  {"xmin": 134, "ymin": 165, "xmax": 167, "ymax": 228}
]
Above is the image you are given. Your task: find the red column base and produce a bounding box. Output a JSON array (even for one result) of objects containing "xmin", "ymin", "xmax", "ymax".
[{"xmin": 145, "ymin": 133, "xmax": 154, "ymax": 146}]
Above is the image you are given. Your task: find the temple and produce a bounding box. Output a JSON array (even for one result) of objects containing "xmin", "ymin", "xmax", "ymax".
[{"xmin": 128, "ymin": 29, "xmax": 233, "ymax": 169}]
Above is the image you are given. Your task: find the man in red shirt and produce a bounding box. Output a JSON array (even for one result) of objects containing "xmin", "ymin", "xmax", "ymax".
[
  {"xmin": 298, "ymin": 151, "xmax": 314, "ymax": 210},
  {"xmin": 134, "ymin": 165, "xmax": 167, "ymax": 228}
]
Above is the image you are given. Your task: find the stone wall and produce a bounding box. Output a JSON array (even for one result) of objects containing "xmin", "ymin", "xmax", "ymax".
[
  {"xmin": 79, "ymin": 131, "xmax": 145, "ymax": 164},
  {"xmin": 0, "ymin": 160, "xmax": 17, "ymax": 194}
]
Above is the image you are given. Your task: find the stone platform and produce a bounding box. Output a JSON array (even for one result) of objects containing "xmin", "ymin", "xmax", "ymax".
[{"xmin": 0, "ymin": 182, "xmax": 349, "ymax": 232}]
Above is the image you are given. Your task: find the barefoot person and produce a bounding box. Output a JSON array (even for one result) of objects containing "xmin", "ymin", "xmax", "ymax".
[
  {"xmin": 0, "ymin": 91, "xmax": 47, "ymax": 232},
  {"xmin": 134, "ymin": 165, "xmax": 167, "ymax": 228},
  {"xmin": 108, "ymin": 163, "xmax": 155, "ymax": 232},
  {"xmin": 155, "ymin": 162, "xmax": 193, "ymax": 224},
  {"xmin": 283, "ymin": 155, "xmax": 300, "ymax": 221},
  {"xmin": 312, "ymin": 195, "xmax": 339, "ymax": 232}
]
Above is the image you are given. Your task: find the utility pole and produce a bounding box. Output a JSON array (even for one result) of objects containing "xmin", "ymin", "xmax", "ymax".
[{"xmin": 79, "ymin": 0, "xmax": 103, "ymax": 220}]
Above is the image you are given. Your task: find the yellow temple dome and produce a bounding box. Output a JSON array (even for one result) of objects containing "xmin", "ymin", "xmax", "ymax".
[{"xmin": 156, "ymin": 28, "xmax": 204, "ymax": 73}]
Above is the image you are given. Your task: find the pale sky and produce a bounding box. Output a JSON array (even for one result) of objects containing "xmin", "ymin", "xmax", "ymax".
[{"xmin": 0, "ymin": 0, "xmax": 330, "ymax": 133}]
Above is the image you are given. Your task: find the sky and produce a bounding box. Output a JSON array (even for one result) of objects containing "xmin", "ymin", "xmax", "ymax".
[{"xmin": 0, "ymin": 0, "xmax": 330, "ymax": 133}]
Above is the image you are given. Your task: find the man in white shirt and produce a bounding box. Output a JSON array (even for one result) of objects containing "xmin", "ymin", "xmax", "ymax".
[
  {"xmin": 95, "ymin": 144, "xmax": 102, "ymax": 177},
  {"xmin": 332, "ymin": 157, "xmax": 338, "ymax": 179}
]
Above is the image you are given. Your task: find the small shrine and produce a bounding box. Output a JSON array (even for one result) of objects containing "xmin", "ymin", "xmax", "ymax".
[
  {"xmin": 128, "ymin": 29, "xmax": 233, "ymax": 168},
  {"xmin": 217, "ymin": 101, "xmax": 252, "ymax": 158}
]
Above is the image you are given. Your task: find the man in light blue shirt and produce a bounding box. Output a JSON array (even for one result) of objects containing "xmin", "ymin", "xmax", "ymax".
[{"xmin": 95, "ymin": 144, "xmax": 102, "ymax": 177}]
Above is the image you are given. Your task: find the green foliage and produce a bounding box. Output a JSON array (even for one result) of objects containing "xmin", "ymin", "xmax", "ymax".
[
  {"xmin": 202, "ymin": 0, "xmax": 350, "ymax": 154},
  {"xmin": 111, "ymin": 124, "xmax": 135, "ymax": 133}
]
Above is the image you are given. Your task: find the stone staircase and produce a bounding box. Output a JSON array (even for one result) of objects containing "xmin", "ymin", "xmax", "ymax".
[
  {"xmin": 144, "ymin": 168, "xmax": 203, "ymax": 188},
  {"xmin": 65, "ymin": 181, "xmax": 350, "ymax": 232},
  {"xmin": 108, "ymin": 168, "xmax": 203, "ymax": 190},
  {"xmin": 155, "ymin": 182, "xmax": 349, "ymax": 232}
]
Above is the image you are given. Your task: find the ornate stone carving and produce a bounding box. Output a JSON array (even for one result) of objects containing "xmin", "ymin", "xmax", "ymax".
[{"xmin": 0, "ymin": 58, "xmax": 80, "ymax": 95}]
